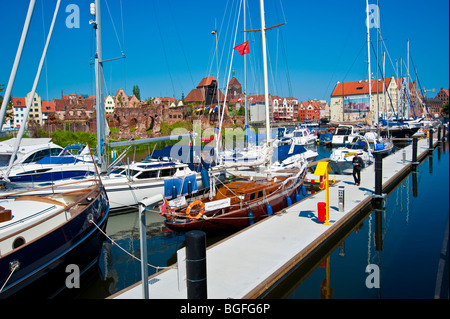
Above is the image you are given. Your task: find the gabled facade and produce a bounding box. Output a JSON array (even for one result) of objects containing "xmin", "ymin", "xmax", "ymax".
[
  {"xmin": 105, "ymin": 95, "xmax": 115, "ymax": 114},
  {"xmin": 12, "ymin": 97, "xmax": 26, "ymax": 128},
  {"xmin": 41, "ymin": 100, "xmax": 55, "ymax": 124},
  {"xmin": 330, "ymin": 76, "xmax": 401, "ymax": 121},
  {"xmin": 25, "ymin": 92, "xmax": 43, "ymax": 126},
  {"xmin": 114, "ymin": 88, "xmax": 129, "ymax": 107},
  {"xmin": 436, "ymin": 88, "xmax": 449, "ymax": 104},
  {"xmin": 185, "ymin": 76, "xmax": 225, "ymax": 106}
]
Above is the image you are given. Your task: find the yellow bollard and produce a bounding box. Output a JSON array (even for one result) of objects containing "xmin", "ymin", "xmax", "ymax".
[{"xmin": 314, "ymin": 162, "xmax": 332, "ymax": 225}]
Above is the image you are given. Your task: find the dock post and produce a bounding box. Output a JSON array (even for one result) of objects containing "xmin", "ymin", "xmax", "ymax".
[
  {"xmin": 437, "ymin": 125, "xmax": 442, "ymax": 143},
  {"xmin": 429, "ymin": 129, "xmax": 434, "ymax": 151},
  {"xmin": 186, "ymin": 230, "xmax": 207, "ymax": 299},
  {"xmin": 374, "ymin": 152, "xmax": 383, "ymax": 197},
  {"xmin": 412, "ymin": 137, "xmax": 418, "ymax": 167}
]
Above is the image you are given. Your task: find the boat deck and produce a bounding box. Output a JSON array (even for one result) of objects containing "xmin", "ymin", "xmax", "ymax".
[{"xmin": 110, "ymin": 137, "xmax": 439, "ymax": 299}]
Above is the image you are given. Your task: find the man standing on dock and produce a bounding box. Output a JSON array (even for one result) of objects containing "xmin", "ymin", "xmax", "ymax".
[{"xmin": 352, "ymin": 153, "xmax": 363, "ymax": 186}]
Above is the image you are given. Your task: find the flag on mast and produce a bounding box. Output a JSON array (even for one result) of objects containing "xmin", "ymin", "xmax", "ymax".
[{"xmin": 233, "ymin": 41, "xmax": 250, "ymax": 55}]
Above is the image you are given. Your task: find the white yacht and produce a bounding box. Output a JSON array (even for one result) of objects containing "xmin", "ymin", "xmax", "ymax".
[{"xmin": 331, "ymin": 124, "xmax": 359, "ymax": 146}]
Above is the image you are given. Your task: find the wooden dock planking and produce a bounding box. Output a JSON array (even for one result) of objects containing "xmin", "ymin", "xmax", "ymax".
[{"xmin": 110, "ymin": 137, "xmax": 440, "ymax": 299}]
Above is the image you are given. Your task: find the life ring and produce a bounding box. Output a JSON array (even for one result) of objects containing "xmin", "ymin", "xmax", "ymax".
[{"xmin": 186, "ymin": 200, "xmax": 205, "ymax": 219}]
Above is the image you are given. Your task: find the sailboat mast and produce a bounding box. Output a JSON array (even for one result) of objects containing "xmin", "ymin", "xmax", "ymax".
[
  {"xmin": 93, "ymin": 0, "xmax": 107, "ymax": 173},
  {"xmin": 0, "ymin": 0, "xmax": 36, "ymax": 131},
  {"xmin": 244, "ymin": 0, "xmax": 248, "ymax": 128},
  {"xmin": 3, "ymin": 0, "xmax": 60, "ymax": 180},
  {"xmin": 365, "ymin": 0, "xmax": 373, "ymax": 125},
  {"xmin": 376, "ymin": 0, "xmax": 380, "ymax": 129},
  {"xmin": 259, "ymin": 0, "xmax": 271, "ymax": 171}
]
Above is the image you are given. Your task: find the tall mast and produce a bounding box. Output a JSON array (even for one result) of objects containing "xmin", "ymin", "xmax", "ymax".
[
  {"xmin": 406, "ymin": 39, "xmax": 410, "ymax": 119},
  {"xmin": 376, "ymin": 0, "xmax": 380, "ymax": 129},
  {"xmin": 259, "ymin": 0, "xmax": 271, "ymax": 172},
  {"xmin": 3, "ymin": 0, "xmax": 60, "ymax": 180},
  {"xmin": 244, "ymin": 0, "xmax": 248, "ymax": 128},
  {"xmin": 0, "ymin": 0, "xmax": 36, "ymax": 131},
  {"xmin": 92, "ymin": 0, "xmax": 107, "ymax": 173},
  {"xmin": 365, "ymin": 0, "xmax": 373, "ymax": 125}
]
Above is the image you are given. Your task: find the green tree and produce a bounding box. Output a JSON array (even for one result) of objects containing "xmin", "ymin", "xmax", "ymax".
[
  {"xmin": 442, "ymin": 102, "xmax": 449, "ymax": 115},
  {"xmin": 133, "ymin": 85, "xmax": 141, "ymax": 100}
]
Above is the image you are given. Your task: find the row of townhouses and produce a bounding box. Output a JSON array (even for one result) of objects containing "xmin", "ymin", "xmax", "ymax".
[{"xmin": 4, "ymin": 76, "xmax": 447, "ymax": 130}]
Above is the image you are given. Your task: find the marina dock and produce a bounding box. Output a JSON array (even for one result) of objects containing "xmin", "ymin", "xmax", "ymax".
[{"xmin": 110, "ymin": 136, "xmax": 441, "ymax": 299}]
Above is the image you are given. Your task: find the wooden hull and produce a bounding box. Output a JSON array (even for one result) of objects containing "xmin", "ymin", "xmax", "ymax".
[{"xmin": 164, "ymin": 172, "xmax": 306, "ymax": 233}]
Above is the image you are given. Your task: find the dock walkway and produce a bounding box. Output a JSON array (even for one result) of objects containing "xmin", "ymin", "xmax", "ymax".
[{"xmin": 110, "ymin": 137, "xmax": 439, "ymax": 299}]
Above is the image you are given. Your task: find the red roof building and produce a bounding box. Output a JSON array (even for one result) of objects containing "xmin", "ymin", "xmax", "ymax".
[{"xmin": 185, "ymin": 76, "xmax": 225, "ymax": 105}]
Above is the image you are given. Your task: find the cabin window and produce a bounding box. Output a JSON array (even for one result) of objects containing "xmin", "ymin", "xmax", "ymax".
[
  {"xmin": 159, "ymin": 168, "xmax": 176, "ymax": 177},
  {"xmin": 257, "ymin": 191, "xmax": 264, "ymax": 198},
  {"xmin": 135, "ymin": 170, "xmax": 158, "ymax": 179},
  {"xmin": 249, "ymin": 193, "xmax": 256, "ymax": 201}
]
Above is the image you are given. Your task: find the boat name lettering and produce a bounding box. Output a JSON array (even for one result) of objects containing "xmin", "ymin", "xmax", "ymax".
[{"xmin": 204, "ymin": 198, "xmax": 231, "ymax": 212}]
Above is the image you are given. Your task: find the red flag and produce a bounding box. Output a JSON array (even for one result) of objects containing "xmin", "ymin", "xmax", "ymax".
[
  {"xmin": 234, "ymin": 41, "xmax": 250, "ymax": 55},
  {"xmin": 159, "ymin": 199, "xmax": 168, "ymax": 215}
]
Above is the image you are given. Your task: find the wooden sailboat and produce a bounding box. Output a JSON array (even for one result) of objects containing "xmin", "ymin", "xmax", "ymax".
[
  {"xmin": 162, "ymin": 172, "xmax": 306, "ymax": 232},
  {"xmin": 162, "ymin": 0, "xmax": 308, "ymax": 232}
]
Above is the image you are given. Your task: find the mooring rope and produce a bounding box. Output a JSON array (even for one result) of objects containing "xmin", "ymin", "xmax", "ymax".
[
  {"xmin": 0, "ymin": 261, "xmax": 19, "ymax": 294},
  {"xmin": 89, "ymin": 219, "xmax": 174, "ymax": 271}
]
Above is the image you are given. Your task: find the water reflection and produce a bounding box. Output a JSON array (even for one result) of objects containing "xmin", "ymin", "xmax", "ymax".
[
  {"xmin": 62, "ymin": 142, "xmax": 448, "ymax": 299},
  {"xmin": 267, "ymin": 141, "xmax": 448, "ymax": 299}
]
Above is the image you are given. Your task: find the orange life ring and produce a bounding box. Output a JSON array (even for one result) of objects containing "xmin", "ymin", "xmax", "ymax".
[{"xmin": 186, "ymin": 200, "xmax": 205, "ymax": 219}]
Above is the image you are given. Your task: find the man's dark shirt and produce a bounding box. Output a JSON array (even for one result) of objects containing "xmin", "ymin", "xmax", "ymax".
[{"xmin": 352, "ymin": 156, "xmax": 364, "ymax": 170}]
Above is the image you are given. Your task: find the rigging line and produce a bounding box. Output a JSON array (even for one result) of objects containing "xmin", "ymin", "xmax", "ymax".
[
  {"xmin": 278, "ymin": 27, "xmax": 293, "ymax": 97},
  {"xmin": 222, "ymin": 0, "xmax": 241, "ymax": 88},
  {"xmin": 104, "ymin": 0, "xmax": 127, "ymax": 92},
  {"xmin": 278, "ymin": 0, "xmax": 287, "ymax": 24},
  {"xmin": 369, "ymin": 41, "xmax": 396, "ymax": 115},
  {"xmin": 217, "ymin": 0, "xmax": 234, "ymax": 79},
  {"xmin": 41, "ymin": 0, "xmax": 49, "ymax": 103},
  {"xmin": 150, "ymin": 0, "xmax": 176, "ymax": 98},
  {"xmin": 379, "ymin": 35, "xmax": 398, "ymax": 79},
  {"xmin": 89, "ymin": 219, "xmax": 173, "ymax": 271},
  {"xmin": 104, "ymin": 0, "xmax": 124, "ymax": 54},
  {"xmin": 219, "ymin": 0, "xmax": 243, "ymax": 130},
  {"xmin": 342, "ymin": 40, "xmax": 366, "ymax": 82},
  {"xmin": 120, "ymin": 0, "xmax": 125, "ymax": 51},
  {"xmin": 166, "ymin": 0, "xmax": 195, "ymax": 88}
]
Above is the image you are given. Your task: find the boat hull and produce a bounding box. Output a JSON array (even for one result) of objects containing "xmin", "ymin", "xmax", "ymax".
[
  {"xmin": 164, "ymin": 175, "xmax": 305, "ymax": 233},
  {"xmin": 0, "ymin": 185, "xmax": 109, "ymax": 299},
  {"xmin": 380, "ymin": 127, "xmax": 420, "ymax": 138}
]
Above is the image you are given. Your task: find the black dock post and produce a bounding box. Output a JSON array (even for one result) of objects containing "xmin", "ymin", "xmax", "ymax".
[
  {"xmin": 412, "ymin": 137, "xmax": 418, "ymax": 168},
  {"xmin": 429, "ymin": 129, "xmax": 434, "ymax": 151},
  {"xmin": 374, "ymin": 152, "xmax": 383, "ymax": 197},
  {"xmin": 186, "ymin": 230, "xmax": 207, "ymax": 299},
  {"xmin": 438, "ymin": 125, "xmax": 442, "ymax": 143}
]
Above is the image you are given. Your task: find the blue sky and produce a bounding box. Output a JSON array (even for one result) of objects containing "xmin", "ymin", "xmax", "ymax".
[{"xmin": 0, "ymin": 0, "xmax": 448, "ymax": 103}]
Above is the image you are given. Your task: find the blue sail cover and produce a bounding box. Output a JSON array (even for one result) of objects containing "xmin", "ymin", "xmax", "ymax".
[{"xmin": 164, "ymin": 174, "xmax": 198, "ymax": 199}]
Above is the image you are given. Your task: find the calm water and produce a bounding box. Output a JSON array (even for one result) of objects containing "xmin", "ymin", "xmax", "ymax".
[
  {"xmin": 64, "ymin": 140, "xmax": 448, "ymax": 299},
  {"xmin": 273, "ymin": 141, "xmax": 449, "ymax": 299}
]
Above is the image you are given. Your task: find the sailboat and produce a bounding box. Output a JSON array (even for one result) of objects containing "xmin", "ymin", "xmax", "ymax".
[
  {"xmin": 0, "ymin": 0, "xmax": 109, "ymax": 298},
  {"xmin": 0, "ymin": 3, "xmax": 222, "ymax": 213},
  {"xmin": 162, "ymin": 0, "xmax": 308, "ymax": 232}
]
